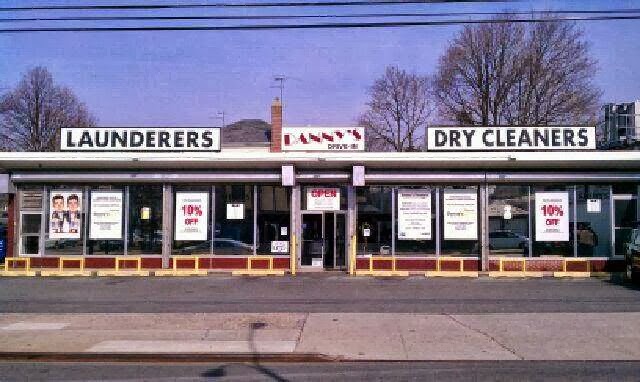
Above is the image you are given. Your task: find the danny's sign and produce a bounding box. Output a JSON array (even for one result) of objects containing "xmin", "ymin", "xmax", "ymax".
[
  {"xmin": 61, "ymin": 127, "xmax": 221, "ymax": 152},
  {"xmin": 282, "ymin": 127, "xmax": 364, "ymax": 151},
  {"xmin": 427, "ymin": 126, "xmax": 595, "ymax": 151}
]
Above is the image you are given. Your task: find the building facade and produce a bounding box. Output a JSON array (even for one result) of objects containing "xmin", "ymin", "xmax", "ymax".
[{"xmin": 1, "ymin": 100, "xmax": 639, "ymax": 275}]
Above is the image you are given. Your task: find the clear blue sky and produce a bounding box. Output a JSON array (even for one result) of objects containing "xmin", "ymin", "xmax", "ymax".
[{"xmin": 1, "ymin": 0, "xmax": 639, "ymax": 127}]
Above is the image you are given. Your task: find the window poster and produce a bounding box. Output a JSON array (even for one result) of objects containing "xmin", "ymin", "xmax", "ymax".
[
  {"xmin": 90, "ymin": 191, "xmax": 123, "ymax": 239},
  {"xmin": 226, "ymin": 203, "xmax": 245, "ymax": 220},
  {"xmin": 535, "ymin": 192, "xmax": 569, "ymax": 241},
  {"xmin": 49, "ymin": 190, "xmax": 82, "ymax": 239},
  {"xmin": 443, "ymin": 190, "xmax": 478, "ymax": 240},
  {"xmin": 175, "ymin": 192, "xmax": 209, "ymax": 241},
  {"xmin": 397, "ymin": 189, "xmax": 432, "ymax": 240}
]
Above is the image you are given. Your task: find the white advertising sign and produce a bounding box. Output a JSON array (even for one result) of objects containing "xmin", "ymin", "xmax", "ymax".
[
  {"xmin": 271, "ymin": 240, "xmax": 289, "ymax": 254},
  {"xmin": 587, "ymin": 199, "xmax": 601, "ymax": 213},
  {"xmin": 61, "ymin": 127, "xmax": 221, "ymax": 152},
  {"xmin": 49, "ymin": 190, "xmax": 82, "ymax": 239},
  {"xmin": 443, "ymin": 190, "xmax": 478, "ymax": 240},
  {"xmin": 535, "ymin": 192, "xmax": 569, "ymax": 241},
  {"xmin": 90, "ymin": 191, "xmax": 123, "ymax": 240},
  {"xmin": 226, "ymin": 203, "xmax": 245, "ymax": 220},
  {"xmin": 306, "ymin": 188, "xmax": 340, "ymax": 211},
  {"xmin": 175, "ymin": 192, "xmax": 209, "ymax": 241},
  {"xmin": 427, "ymin": 126, "xmax": 595, "ymax": 151},
  {"xmin": 397, "ymin": 189, "xmax": 432, "ymax": 240},
  {"xmin": 282, "ymin": 127, "xmax": 365, "ymax": 151}
]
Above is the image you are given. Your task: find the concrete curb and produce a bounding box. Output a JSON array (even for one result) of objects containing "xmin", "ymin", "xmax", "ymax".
[{"xmin": 0, "ymin": 352, "xmax": 340, "ymax": 363}]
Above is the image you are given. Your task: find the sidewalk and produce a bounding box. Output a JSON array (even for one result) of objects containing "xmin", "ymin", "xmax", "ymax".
[{"xmin": 2, "ymin": 312, "xmax": 640, "ymax": 361}]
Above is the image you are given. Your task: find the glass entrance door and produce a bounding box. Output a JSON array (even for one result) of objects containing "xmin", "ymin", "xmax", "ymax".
[
  {"xmin": 614, "ymin": 194, "xmax": 638, "ymax": 256},
  {"xmin": 301, "ymin": 212, "xmax": 346, "ymax": 269}
]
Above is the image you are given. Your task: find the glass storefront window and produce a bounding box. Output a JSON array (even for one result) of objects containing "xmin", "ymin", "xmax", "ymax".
[
  {"xmin": 532, "ymin": 186, "xmax": 575, "ymax": 257},
  {"xmin": 395, "ymin": 186, "xmax": 436, "ymax": 257},
  {"xmin": 20, "ymin": 213, "xmax": 41, "ymax": 255},
  {"xmin": 440, "ymin": 186, "xmax": 480, "ymax": 256},
  {"xmin": 356, "ymin": 186, "xmax": 392, "ymax": 256},
  {"xmin": 488, "ymin": 185, "xmax": 530, "ymax": 257},
  {"xmin": 576, "ymin": 185, "xmax": 611, "ymax": 257},
  {"xmin": 257, "ymin": 186, "xmax": 290, "ymax": 255},
  {"xmin": 86, "ymin": 187, "xmax": 125, "ymax": 256},
  {"xmin": 46, "ymin": 188, "xmax": 84, "ymax": 256},
  {"xmin": 172, "ymin": 187, "xmax": 212, "ymax": 256},
  {"xmin": 214, "ymin": 185, "xmax": 254, "ymax": 256},
  {"xmin": 128, "ymin": 185, "xmax": 163, "ymax": 255}
]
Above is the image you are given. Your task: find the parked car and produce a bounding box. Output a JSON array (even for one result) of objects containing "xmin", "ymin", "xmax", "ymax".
[
  {"xmin": 489, "ymin": 230, "xmax": 529, "ymax": 252},
  {"xmin": 624, "ymin": 222, "xmax": 640, "ymax": 282},
  {"xmin": 178, "ymin": 238, "xmax": 253, "ymax": 256}
]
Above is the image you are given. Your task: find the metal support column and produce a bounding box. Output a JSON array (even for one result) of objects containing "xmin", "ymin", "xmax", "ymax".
[
  {"xmin": 123, "ymin": 186, "xmax": 129, "ymax": 256},
  {"xmin": 391, "ymin": 187, "xmax": 396, "ymax": 256},
  {"xmin": 435, "ymin": 187, "xmax": 441, "ymax": 257},
  {"xmin": 480, "ymin": 184, "xmax": 488, "ymax": 271},
  {"xmin": 573, "ymin": 185, "xmax": 578, "ymax": 257},
  {"xmin": 162, "ymin": 183, "xmax": 173, "ymax": 268},
  {"xmin": 289, "ymin": 185, "xmax": 302, "ymax": 268},
  {"xmin": 347, "ymin": 185, "xmax": 357, "ymax": 273},
  {"xmin": 290, "ymin": 185, "xmax": 300, "ymax": 270},
  {"xmin": 253, "ymin": 185, "xmax": 258, "ymax": 256}
]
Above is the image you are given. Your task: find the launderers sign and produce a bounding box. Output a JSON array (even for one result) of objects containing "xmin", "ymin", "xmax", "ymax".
[
  {"xmin": 61, "ymin": 127, "xmax": 221, "ymax": 152},
  {"xmin": 427, "ymin": 126, "xmax": 595, "ymax": 151}
]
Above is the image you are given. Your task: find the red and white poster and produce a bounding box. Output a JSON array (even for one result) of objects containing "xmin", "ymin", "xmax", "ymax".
[
  {"xmin": 535, "ymin": 192, "xmax": 569, "ymax": 242},
  {"xmin": 175, "ymin": 192, "xmax": 209, "ymax": 241},
  {"xmin": 282, "ymin": 127, "xmax": 365, "ymax": 151},
  {"xmin": 306, "ymin": 188, "xmax": 340, "ymax": 211}
]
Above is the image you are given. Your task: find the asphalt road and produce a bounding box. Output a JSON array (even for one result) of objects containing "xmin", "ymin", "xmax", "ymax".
[
  {"xmin": 1, "ymin": 361, "xmax": 640, "ymax": 381},
  {"xmin": 1, "ymin": 274, "xmax": 639, "ymax": 313}
]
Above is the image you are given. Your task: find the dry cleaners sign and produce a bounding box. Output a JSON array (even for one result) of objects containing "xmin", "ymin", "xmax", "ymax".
[
  {"xmin": 61, "ymin": 127, "xmax": 221, "ymax": 151},
  {"xmin": 427, "ymin": 126, "xmax": 595, "ymax": 151}
]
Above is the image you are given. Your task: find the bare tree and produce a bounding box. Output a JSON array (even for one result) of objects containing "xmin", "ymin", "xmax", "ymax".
[
  {"xmin": 0, "ymin": 66, "xmax": 96, "ymax": 151},
  {"xmin": 359, "ymin": 66, "xmax": 434, "ymax": 151},
  {"xmin": 434, "ymin": 17, "xmax": 600, "ymax": 126}
]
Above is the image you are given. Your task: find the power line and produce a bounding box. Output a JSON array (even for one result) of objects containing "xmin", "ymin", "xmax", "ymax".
[
  {"xmin": 1, "ymin": 14, "xmax": 640, "ymax": 32},
  {"xmin": 0, "ymin": 0, "xmax": 506, "ymax": 12},
  {"xmin": 3, "ymin": 9, "xmax": 640, "ymax": 23}
]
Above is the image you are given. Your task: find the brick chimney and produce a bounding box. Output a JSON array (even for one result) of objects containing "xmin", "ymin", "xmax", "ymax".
[{"xmin": 270, "ymin": 97, "xmax": 282, "ymax": 152}]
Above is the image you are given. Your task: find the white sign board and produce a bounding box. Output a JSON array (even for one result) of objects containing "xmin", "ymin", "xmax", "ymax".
[
  {"xmin": 535, "ymin": 192, "xmax": 569, "ymax": 241},
  {"xmin": 90, "ymin": 191, "xmax": 123, "ymax": 240},
  {"xmin": 226, "ymin": 203, "xmax": 245, "ymax": 220},
  {"xmin": 175, "ymin": 192, "xmax": 209, "ymax": 241},
  {"xmin": 61, "ymin": 127, "xmax": 221, "ymax": 151},
  {"xmin": 49, "ymin": 190, "xmax": 82, "ymax": 239},
  {"xmin": 282, "ymin": 127, "xmax": 365, "ymax": 151},
  {"xmin": 271, "ymin": 240, "xmax": 289, "ymax": 254},
  {"xmin": 443, "ymin": 190, "xmax": 478, "ymax": 240},
  {"xmin": 306, "ymin": 188, "xmax": 341, "ymax": 211},
  {"xmin": 397, "ymin": 189, "xmax": 432, "ymax": 240},
  {"xmin": 427, "ymin": 126, "xmax": 595, "ymax": 151},
  {"xmin": 587, "ymin": 199, "xmax": 601, "ymax": 213}
]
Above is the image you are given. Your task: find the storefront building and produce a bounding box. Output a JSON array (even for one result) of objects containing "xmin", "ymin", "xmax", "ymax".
[{"xmin": 1, "ymin": 100, "xmax": 639, "ymax": 275}]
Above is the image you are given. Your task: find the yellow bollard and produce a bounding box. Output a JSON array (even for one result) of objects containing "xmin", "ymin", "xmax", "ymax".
[{"xmin": 290, "ymin": 235, "xmax": 297, "ymax": 276}]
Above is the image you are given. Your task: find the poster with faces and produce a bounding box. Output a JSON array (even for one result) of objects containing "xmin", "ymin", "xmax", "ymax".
[{"xmin": 49, "ymin": 190, "xmax": 82, "ymax": 239}]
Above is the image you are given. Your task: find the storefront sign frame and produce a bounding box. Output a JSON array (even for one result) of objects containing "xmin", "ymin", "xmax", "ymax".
[
  {"xmin": 61, "ymin": 127, "xmax": 221, "ymax": 152},
  {"xmin": 427, "ymin": 126, "xmax": 596, "ymax": 151}
]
